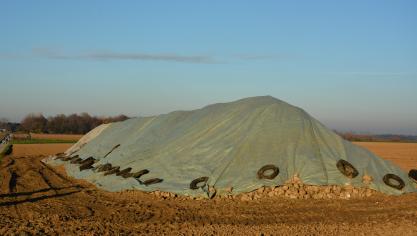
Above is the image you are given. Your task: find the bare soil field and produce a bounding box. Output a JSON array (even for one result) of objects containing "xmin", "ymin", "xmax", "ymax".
[
  {"xmin": 0, "ymin": 143, "xmax": 416, "ymax": 235},
  {"xmin": 354, "ymin": 142, "xmax": 417, "ymax": 171},
  {"xmin": 30, "ymin": 133, "xmax": 83, "ymax": 141},
  {"xmin": 13, "ymin": 133, "xmax": 83, "ymax": 141},
  {"xmin": 11, "ymin": 144, "xmax": 73, "ymax": 157}
]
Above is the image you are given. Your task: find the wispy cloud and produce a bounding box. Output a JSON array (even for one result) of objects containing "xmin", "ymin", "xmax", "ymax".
[
  {"xmin": 32, "ymin": 48, "xmax": 218, "ymax": 64},
  {"xmin": 234, "ymin": 53, "xmax": 299, "ymax": 61},
  {"xmin": 3, "ymin": 48, "xmax": 293, "ymax": 64}
]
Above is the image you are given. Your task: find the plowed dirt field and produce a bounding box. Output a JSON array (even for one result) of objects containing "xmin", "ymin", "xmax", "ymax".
[{"xmin": 0, "ymin": 143, "xmax": 416, "ymax": 235}]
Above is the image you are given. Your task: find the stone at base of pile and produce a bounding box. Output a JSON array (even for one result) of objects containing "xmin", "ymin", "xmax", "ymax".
[
  {"xmin": 236, "ymin": 184, "xmax": 377, "ymax": 201},
  {"xmin": 147, "ymin": 175, "xmax": 379, "ymax": 201},
  {"xmin": 147, "ymin": 184, "xmax": 378, "ymax": 201}
]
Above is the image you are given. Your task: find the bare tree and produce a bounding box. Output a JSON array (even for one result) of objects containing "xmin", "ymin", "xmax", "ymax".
[
  {"xmin": 44, "ymin": 113, "xmax": 129, "ymax": 134},
  {"xmin": 20, "ymin": 113, "xmax": 47, "ymax": 133}
]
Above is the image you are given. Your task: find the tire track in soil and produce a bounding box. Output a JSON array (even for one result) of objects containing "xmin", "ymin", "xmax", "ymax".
[
  {"xmin": 1, "ymin": 155, "xmax": 92, "ymax": 225},
  {"xmin": 1, "ymin": 156, "xmax": 81, "ymax": 215},
  {"xmin": 8, "ymin": 170, "xmax": 18, "ymax": 194},
  {"xmin": 1, "ymin": 158, "xmax": 14, "ymax": 168},
  {"xmin": 39, "ymin": 159, "xmax": 97, "ymax": 217},
  {"xmin": 38, "ymin": 168, "xmax": 59, "ymax": 195},
  {"xmin": 39, "ymin": 160, "xmax": 84, "ymax": 196},
  {"xmin": 1, "ymin": 157, "xmax": 23, "ymax": 219},
  {"xmin": 39, "ymin": 161, "xmax": 74, "ymax": 184}
]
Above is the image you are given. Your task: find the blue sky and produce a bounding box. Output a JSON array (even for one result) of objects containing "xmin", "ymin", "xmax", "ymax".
[{"xmin": 0, "ymin": 1, "xmax": 416, "ymax": 134}]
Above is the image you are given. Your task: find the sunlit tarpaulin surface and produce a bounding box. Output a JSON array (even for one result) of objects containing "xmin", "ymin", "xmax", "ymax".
[{"xmin": 46, "ymin": 96, "xmax": 416, "ymax": 197}]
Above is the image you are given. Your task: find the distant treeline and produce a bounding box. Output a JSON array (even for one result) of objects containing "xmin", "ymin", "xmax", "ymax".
[
  {"xmin": 2, "ymin": 116, "xmax": 416, "ymax": 141},
  {"xmin": 0, "ymin": 120, "xmax": 20, "ymax": 132},
  {"xmin": 337, "ymin": 132, "xmax": 417, "ymax": 143},
  {"xmin": 0, "ymin": 113, "xmax": 129, "ymax": 134}
]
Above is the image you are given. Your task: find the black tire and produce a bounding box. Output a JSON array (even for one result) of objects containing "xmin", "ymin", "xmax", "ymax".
[
  {"xmin": 79, "ymin": 159, "xmax": 95, "ymax": 171},
  {"xmin": 121, "ymin": 172, "xmax": 133, "ymax": 178},
  {"xmin": 68, "ymin": 149, "xmax": 80, "ymax": 157},
  {"xmin": 70, "ymin": 157, "xmax": 82, "ymax": 164},
  {"xmin": 55, "ymin": 155, "xmax": 66, "ymax": 160},
  {"xmin": 80, "ymin": 157, "xmax": 95, "ymax": 165},
  {"xmin": 54, "ymin": 153, "xmax": 66, "ymax": 160},
  {"xmin": 409, "ymin": 169, "xmax": 417, "ymax": 182},
  {"xmin": 383, "ymin": 174, "xmax": 405, "ymax": 190},
  {"xmin": 4, "ymin": 145, "xmax": 13, "ymax": 155},
  {"xmin": 64, "ymin": 155, "xmax": 78, "ymax": 161},
  {"xmin": 104, "ymin": 166, "xmax": 120, "ymax": 176},
  {"xmin": 143, "ymin": 178, "xmax": 163, "ymax": 186},
  {"xmin": 97, "ymin": 163, "xmax": 112, "ymax": 172},
  {"xmin": 190, "ymin": 177, "xmax": 209, "ymax": 190},
  {"xmin": 116, "ymin": 167, "xmax": 132, "ymax": 176},
  {"xmin": 132, "ymin": 169, "xmax": 150, "ymax": 178},
  {"xmin": 336, "ymin": 160, "xmax": 359, "ymax": 178},
  {"xmin": 257, "ymin": 165, "xmax": 279, "ymax": 180}
]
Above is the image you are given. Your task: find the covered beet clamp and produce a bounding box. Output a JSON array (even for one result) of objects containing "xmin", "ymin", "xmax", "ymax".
[{"xmin": 44, "ymin": 96, "xmax": 417, "ymax": 198}]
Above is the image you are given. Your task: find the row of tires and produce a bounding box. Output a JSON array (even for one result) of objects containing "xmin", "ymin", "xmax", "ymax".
[
  {"xmin": 57, "ymin": 153, "xmax": 416, "ymax": 192},
  {"xmin": 0, "ymin": 133, "xmax": 12, "ymax": 146},
  {"xmin": 55, "ymin": 154, "xmax": 163, "ymax": 186},
  {"xmin": 189, "ymin": 160, "xmax": 417, "ymax": 192},
  {"xmin": 336, "ymin": 159, "xmax": 417, "ymax": 190}
]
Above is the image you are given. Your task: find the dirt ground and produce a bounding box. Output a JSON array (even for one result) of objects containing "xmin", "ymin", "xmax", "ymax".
[
  {"xmin": 0, "ymin": 143, "xmax": 416, "ymax": 235},
  {"xmin": 11, "ymin": 144, "xmax": 73, "ymax": 157}
]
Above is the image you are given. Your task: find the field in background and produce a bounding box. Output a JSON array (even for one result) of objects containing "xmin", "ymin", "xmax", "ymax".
[
  {"xmin": 11, "ymin": 133, "xmax": 82, "ymax": 144},
  {"xmin": 13, "ymin": 133, "xmax": 83, "ymax": 141},
  {"xmin": 6, "ymin": 141, "xmax": 416, "ymax": 172},
  {"xmin": 12, "ymin": 139, "xmax": 77, "ymax": 144},
  {"xmin": 29, "ymin": 133, "xmax": 83, "ymax": 141},
  {"xmin": 11, "ymin": 143, "xmax": 73, "ymax": 156},
  {"xmin": 354, "ymin": 142, "xmax": 417, "ymax": 171}
]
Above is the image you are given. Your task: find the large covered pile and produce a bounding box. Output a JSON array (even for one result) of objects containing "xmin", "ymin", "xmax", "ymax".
[{"xmin": 45, "ymin": 96, "xmax": 417, "ymax": 198}]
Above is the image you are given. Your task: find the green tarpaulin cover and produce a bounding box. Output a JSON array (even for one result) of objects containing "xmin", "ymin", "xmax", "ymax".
[{"xmin": 46, "ymin": 96, "xmax": 416, "ymax": 197}]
